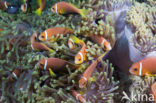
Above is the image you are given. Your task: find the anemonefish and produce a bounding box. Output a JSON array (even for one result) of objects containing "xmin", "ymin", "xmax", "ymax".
[
  {"xmin": 51, "ymin": 1, "xmax": 88, "ymax": 18},
  {"xmin": 68, "ymin": 35, "xmax": 84, "ymax": 50},
  {"xmin": 0, "ymin": 1, "xmax": 11, "ymax": 10},
  {"xmin": 37, "ymin": 58, "xmax": 79, "ymax": 76},
  {"xmin": 35, "ymin": 0, "xmax": 46, "ymax": 16},
  {"xmin": 21, "ymin": 3, "xmax": 28, "ymax": 13},
  {"xmin": 71, "ymin": 90, "xmax": 86, "ymax": 103},
  {"xmin": 79, "ymin": 52, "xmax": 108, "ymax": 88},
  {"xmin": 21, "ymin": 0, "xmax": 31, "ymax": 13},
  {"xmin": 39, "ymin": 27, "xmax": 74, "ymax": 42},
  {"xmin": 75, "ymin": 44, "xmax": 87, "ymax": 64},
  {"xmin": 10, "ymin": 68, "xmax": 21, "ymax": 81},
  {"xmin": 151, "ymin": 82, "xmax": 156, "ymax": 102},
  {"xmin": 89, "ymin": 34, "xmax": 112, "ymax": 51},
  {"xmin": 129, "ymin": 57, "xmax": 156, "ymax": 76},
  {"xmin": 30, "ymin": 31, "xmax": 54, "ymax": 52},
  {"xmin": 68, "ymin": 35, "xmax": 86, "ymax": 64}
]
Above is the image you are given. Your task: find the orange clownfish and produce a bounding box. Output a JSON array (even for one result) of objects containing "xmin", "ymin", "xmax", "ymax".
[
  {"xmin": 35, "ymin": 0, "xmax": 46, "ymax": 16},
  {"xmin": 89, "ymin": 34, "xmax": 112, "ymax": 51},
  {"xmin": 39, "ymin": 27, "xmax": 74, "ymax": 42},
  {"xmin": 151, "ymin": 82, "xmax": 156, "ymax": 102},
  {"xmin": 51, "ymin": 1, "xmax": 88, "ymax": 18},
  {"xmin": 37, "ymin": 58, "xmax": 78, "ymax": 76},
  {"xmin": 67, "ymin": 35, "xmax": 86, "ymax": 64},
  {"xmin": 0, "ymin": 28, "xmax": 2, "ymax": 32},
  {"xmin": 129, "ymin": 57, "xmax": 156, "ymax": 76},
  {"xmin": 0, "ymin": 1, "xmax": 11, "ymax": 10},
  {"xmin": 71, "ymin": 90, "xmax": 86, "ymax": 103},
  {"xmin": 79, "ymin": 52, "xmax": 107, "ymax": 88},
  {"xmin": 21, "ymin": 3, "xmax": 28, "ymax": 13},
  {"xmin": 75, "ymin": 44, "xmax": 87, "ymax": 64},
  {"xmin": 30, "ymin": 31, "xmax": 54, "ymax": 52},
  {"xmin": 68, "ymin": 35, "xmax": 84, "ymax": 50}
]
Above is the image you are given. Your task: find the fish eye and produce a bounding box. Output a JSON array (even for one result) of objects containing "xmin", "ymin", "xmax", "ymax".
[
  {"xmin": 134, "ymin": 68, "xmax": 138, "ymax": 71},
  {"xmin": 79, "ymin": 58, "xmax": 81, "ymax": 61},
  {"xmin": 41, "ymin": 35, "xmax": 44, "ymax": 38},
  {"xmin": 40, "ymin": 63, "xmax": 44, "ymax": 67}
]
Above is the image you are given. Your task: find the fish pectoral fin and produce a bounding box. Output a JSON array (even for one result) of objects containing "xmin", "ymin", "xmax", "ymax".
[
  {"xmin": 60, "ymin": 8, "xmax": 65, "ymax": 14},
  {"xmin": 145, "ymin": 73, "xmax": 156, "ymax": 77},
  {"xmin": 48, "ymin": 68, "xmax": 56, "ymax": 76}
]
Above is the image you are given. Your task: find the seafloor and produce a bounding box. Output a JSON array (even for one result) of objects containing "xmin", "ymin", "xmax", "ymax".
[{"xmin": 0, "ymin": 0, "xmax": 156, "ymax": 103}]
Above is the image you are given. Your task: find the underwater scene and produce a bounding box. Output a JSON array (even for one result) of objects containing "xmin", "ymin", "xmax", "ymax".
[{"xmin": 0, "ymin": 0, "xmax": 156, "ymax": 103}]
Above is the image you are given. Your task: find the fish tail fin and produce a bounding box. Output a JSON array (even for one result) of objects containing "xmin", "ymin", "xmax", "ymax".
[
  {"xmin": 70, "ymin": 35, "xmax": 84, "ymax": 45},
  {"xmin": 79, "ymin": 9, "xmax": 88, "ymax": 18},
  {"xmin": 35, "ymin": 8, "xmax": 41, "ymax": 16},
  {"xmin": 49, "ymin": 48, "xmax": 55, "ymax": 53}
]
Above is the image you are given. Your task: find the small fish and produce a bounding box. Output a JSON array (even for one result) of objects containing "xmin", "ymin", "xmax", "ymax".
[
  {"xmin": 68, "ymin": 37, "xmax": 75, "ymax": 50},
  {"xmin": 35, "ymin": 0, "xmax": 46, "ymax": 16},
  {"xmin": 79, "ymin": 52, "xmax": 108, "ymax": 88},
  {"xmin": 89, "ymin": 34, "xmax": 112, "ymax": 51},
  {"xmin": 68, "ymin": 35, "xmax": 84, "ymax": 50},
  {"xmin": 71, "ymin": 90, "xmax": 86, "ymax": 103},
  {"xmin": 21, "ymin": 0, "xmax": 31, "ymax": 13},
  {"xmin": 51, "ymin": 1, "xmax": 88, "ymax": 18},
  {"xmin": 37, "ymin": 58, "xmax": 78, "ymax": 76},
  {"xmin": 129, "ymin": 57, "xmax": 156, "ymax": 76},
  {"xmin": 30, "ymin": 32, "xmax": 54, "ymax": 52},
  {"xmin": 21, "ymin": 3, "xmax": 28, "ymax": 13},
  {"xmin": 0, "ymin": 29, "xmax": 2, "ymax": 32},
  {"xmin": 75, "ymin": 44, "xmax": 87, "ymax": 64},
  {"xmin": 68, "ymin": 36, "xmax": 86, "ymax": 64},
  {"xmin": 39, "ymin": 27, "xmax": 74, "ymax": 42},
  {"xmin": 0, "ymin": 1, "xmax": 11, "ymax": 10},
  {"xmin": 151, "ymin": 82, "xmax": 156, "ymax": 102},
  {"xmin": 31, "ymin": 42, "xmax": 54, "ymax": 52},
  {"xmin": 10, "ymin": 68, "xmax": 21, "ymax": 81}
]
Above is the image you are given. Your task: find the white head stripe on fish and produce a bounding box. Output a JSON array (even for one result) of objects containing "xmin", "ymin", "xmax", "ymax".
[
  {"xmin": 78, "ymin": 52, "xmax": 83, "ymax": 62},
  {"xmin": 68, "ymin": 38, "xmax": 74, "ymax": 49},
  {"xmin": 25, "ymin": 3, "xmax": 27, "ymax": 11},
  {"xmin": 55, "ymin": 4, "xmax": 58, "ymax": 14},
  {"xmin": 44, "ymin": 59, "xmax": 47, "ymax": 70},
  {"xmin": 4, "ymin": 1, "xmax": 8, "ymax": 8},
  {"xmin": 76, "ymin": 93, "xmax": 81, "ymax": 100},
  {"xmin": 12, "ymin": 72, "xmax": 18, "ymax": 79},
  {"xmin": 51, "ymin": 7, "xmax": 53, "ymax": 12},
  {"xmin": 69, "ymin": 38, "xmax": 74, "ymax": 43},
  {"xmin": 45, "ymin": 30, "xmax": 48, "ymax": 40},
  {"xmin": 82, "ymin": 76, "xmax": 87, "ymax": 81},
  {"xmin": 139, "ymin": 62, "xmax": 143, "ymax": 76},
  {"xmin": 101, "ymin": 39, "xmax": 106, "ymax": 47},
  {"xmin": 31, "ymin": 44, "xmax": 34, "ymax": 50}
]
